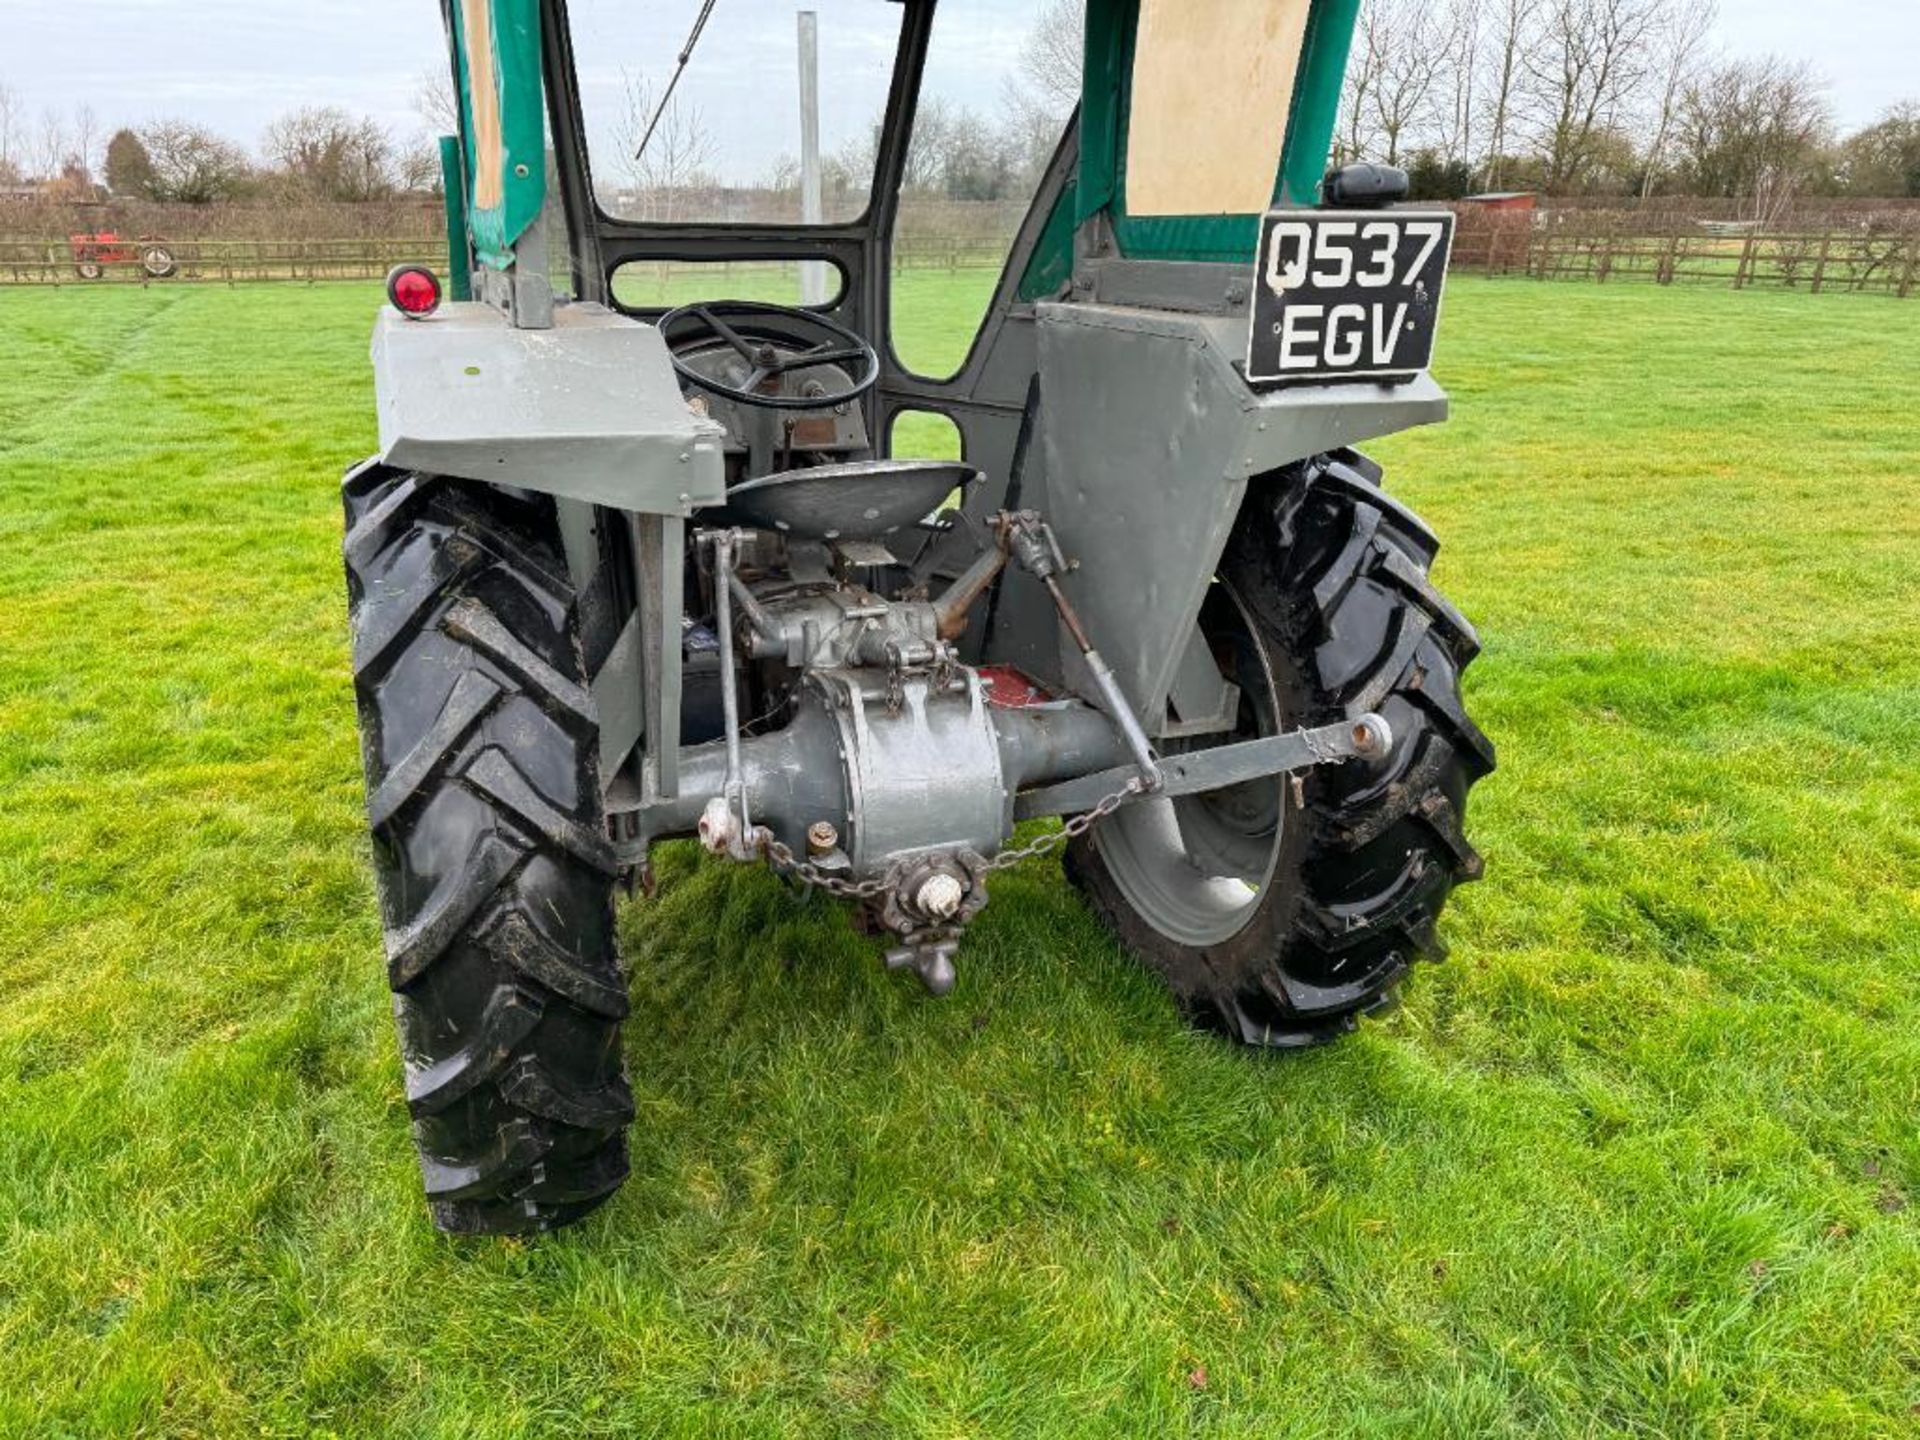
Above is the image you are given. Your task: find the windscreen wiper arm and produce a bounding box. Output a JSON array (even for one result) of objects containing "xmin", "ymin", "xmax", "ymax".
[{"xmin": 635, "ymin": 0, "xmax": 722, "ymax": 161}]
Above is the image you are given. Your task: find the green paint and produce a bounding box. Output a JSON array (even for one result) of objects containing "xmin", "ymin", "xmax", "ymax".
[
  {"xmin": 1075, "ymin": 0, "xmax": 1130, "ymax": 227},
  {"xmin": 448, "ymin": 0, "xmax": 548, "ymax": 271},
  {"xmin": 1113, "ymin": 212, "xmax": 1265, "ymax": 264},
  {"xmin": 1278, "ymin": 0, "xmax": 1364, "ymax": 204},
  {"xmin": 1016, "ymin": 175, "xmax": 1080, "ymax": 303},
  {"xmin": 439, "ymin": 135, "xmax": 473, "ymax": 302}
]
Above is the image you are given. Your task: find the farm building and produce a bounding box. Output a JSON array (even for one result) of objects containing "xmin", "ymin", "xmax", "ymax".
[{"xmin": 1463, "ymin": 192, "xmax": 1538, "ymax": 212}]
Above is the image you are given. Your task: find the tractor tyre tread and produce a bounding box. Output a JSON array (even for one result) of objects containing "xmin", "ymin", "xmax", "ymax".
[
  {"xmin": 1066, "ymin": 450, "xmax": 1493, "ymax": 1049},
  {"xmin": 342, "ymin": 459, "xmax": 630, "ymax": 1235}
]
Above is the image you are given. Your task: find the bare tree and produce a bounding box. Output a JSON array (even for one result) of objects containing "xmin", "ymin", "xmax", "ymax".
[
  {"xmin": 1639, "ymin": 0, "xmax": 1716, "ymax": 199},
  {"xmin": 761, "ymin": 153, "xmax": 801, "ymax": 197},
  {"xmin": 999, "ymin": 77, "xmax": 1070, "ymax": 182},
  {"xmin": 396, "ymin": 138, "xmax": 444, "ymax": 195},
  {"xmin": 413, "ymin": 68, "xmax": 461, "ymax": 136},
  {"xmin": 827, "ymin": 124, "xmax": 879, "ymax": 204},
  {"xmin": 1435, "ymin": 0, "xmax": 1484, "ymax": 168},
  {"xmin": 900, "ymin": 96, "xmax": 959, "ymax": 192},
  {"xmin": 67, "ymin": 105, "xmax": 100, "ymax": 182},
  {"xmin": 399, "ymin": 72, "xmax": 461, "ymax": 201},
  {"xmin": 1477, "ymin": 0, "xmax": 1540, "ymax": 187},
  {"xmin": 1339, "ymin": 0, "xmax": 1389, "ymax": 163},
  {"xmin": 1369, "ymin": 0, "xmax": 1445, "ymax": 166},
  {"xmin": 1838, "ymin": 101, "xmax": 1920, "ymax": 198},
  {"xmin": 32, "ymin": 106, "xmax": 69, "ymax": 182},
  {"xmin": 24, "ymin": 104, "xmax": 99, "ymax": 198},
  {"xmin": 616, "ymin": 71, "xmax": 717, "ymax": 221},
  {"xmin": 1672, "ymin": 56, "xmax": 1832, "ymax": 222},
  {"xmin": 0, "ymin": 88, "xmax": 95, "ymax": 184},
  {"xmin": 264, "ymin": 105, "xmax": 396, "ymax": 201},
  {"xmin": 0, "ymin": 83, "xmax": 22, "ymax": 179},
  {"xmin": 139, "ymin": 119, "xmax": 253, "ymax": 204},
  {"xmin": 1018, "ymin": 0, "xmax": 1086, "ymax": 116},
  {"xmin": 937, "ymin": 107, "xmax": 1018, "ymax": 201},
  {"xmin": 992, "ymin": 0, "xmax": 1084, "ymax": 184},
  {"xmin": 1744, "ymin": 68, "xmax": 1831, "ymax": 226},
  {"xmin": 1522, "ymin": 0, "xmax": 1661, "ymax": 191}
]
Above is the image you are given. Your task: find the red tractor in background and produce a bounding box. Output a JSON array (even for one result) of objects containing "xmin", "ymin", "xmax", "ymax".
[{"xmin": 69, "ymin": 231, "xmax": 177, "ymax": 280}]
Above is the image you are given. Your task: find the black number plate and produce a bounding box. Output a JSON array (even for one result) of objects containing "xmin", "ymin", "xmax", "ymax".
[{"xmin": 1246, "ymin": 210, "xmax": 1454, "ymax": 384}]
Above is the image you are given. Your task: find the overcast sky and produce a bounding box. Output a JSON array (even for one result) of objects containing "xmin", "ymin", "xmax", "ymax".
[{"xmin": 5, "ymin": 0, "xmax": 1916, "ymax": 179}]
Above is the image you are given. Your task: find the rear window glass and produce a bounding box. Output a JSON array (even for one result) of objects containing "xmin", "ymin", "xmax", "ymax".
[
  {"xmin": 564, "ymin": 0, "xmax": 905, "ymax": 225},
  {"xmin": 610, "ymin": 258, "xmax": 844, "ymax": 312}
]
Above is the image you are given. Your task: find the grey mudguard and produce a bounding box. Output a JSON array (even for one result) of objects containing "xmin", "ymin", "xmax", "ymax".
[
  {"xmin": 372, "ymin": 300, "xmax": 727, "ymax": 515},
  {"xmin": 1033, "ymin": 301, "xmax": 1449, "ymax": 726}
]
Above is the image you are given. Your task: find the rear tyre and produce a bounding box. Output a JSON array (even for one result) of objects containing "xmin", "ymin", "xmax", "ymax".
[
  {"xmin": 343, "ymin": 462, "xmax": 633, "ymax": 1234},
  {"xmin": 141, "ymin": 245, "xmax": 177, "ymax": 278},
  {"xmin": 1065, "ymin": 450, "xmax": 1494, "ymax": 1047}
]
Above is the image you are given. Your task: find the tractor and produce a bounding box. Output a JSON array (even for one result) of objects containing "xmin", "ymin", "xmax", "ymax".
[
  {"xmin": 346, "ymin": 0, "xmax": 1494, "ymax": 1234},
  {"xmin": 69, "ymin": 231, "xmax": 177, "ymax": 280}
]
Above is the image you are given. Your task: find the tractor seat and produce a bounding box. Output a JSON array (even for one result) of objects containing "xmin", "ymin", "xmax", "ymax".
[{"xmin": 723, "ymin": 460, "xmax": 979, "ymax": 542}]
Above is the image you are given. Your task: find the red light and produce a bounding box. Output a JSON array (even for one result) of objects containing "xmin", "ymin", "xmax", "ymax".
[{"xmin": 387, "ymin": 265, "xmax": 442, "ymax": 318}]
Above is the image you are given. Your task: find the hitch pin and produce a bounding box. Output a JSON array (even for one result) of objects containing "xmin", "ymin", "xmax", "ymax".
[{"xmin": 999, "ymin": 512, "xmax": 1164, "ymax": 793}]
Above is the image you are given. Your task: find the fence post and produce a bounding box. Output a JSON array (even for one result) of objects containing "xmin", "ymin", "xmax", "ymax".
[{"xmin": 13, "ymin": 215, "xmax": 1913, "ymax": 299}]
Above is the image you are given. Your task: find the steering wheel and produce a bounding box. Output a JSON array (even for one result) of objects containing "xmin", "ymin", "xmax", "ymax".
[{"xmin": 657, "ymin": 300, "xmax": 881, "ymax": 412}]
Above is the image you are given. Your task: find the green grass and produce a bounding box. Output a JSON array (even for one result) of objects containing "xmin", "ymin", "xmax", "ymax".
[{"xmin": 1, "ymin": 274, "xmax": 1917, "ymax": 1438}]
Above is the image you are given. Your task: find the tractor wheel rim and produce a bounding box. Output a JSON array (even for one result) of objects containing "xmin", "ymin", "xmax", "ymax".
[{"xmin": 1095, "ymin": 580, "xmax": 1285, "ymax": 948}]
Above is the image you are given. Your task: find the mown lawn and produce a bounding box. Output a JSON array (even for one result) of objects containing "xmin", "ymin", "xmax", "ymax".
[{"xmin": 0, "ymin": 274, "xmax": 1916, "ymax": 1438}]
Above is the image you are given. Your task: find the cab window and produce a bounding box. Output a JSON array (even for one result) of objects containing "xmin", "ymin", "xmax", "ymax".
[
  {"xmin": 889, "ymin": 1, "xmax": 1085, "ymax": 378},
  {"xmin": 564, "ymin": 0, "xmax": 905, "ymax": 225}
]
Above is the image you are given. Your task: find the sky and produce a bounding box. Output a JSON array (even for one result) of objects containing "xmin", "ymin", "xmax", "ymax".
[{"xmin": 3, "ymin": 0, "xmax": 1916, "ymax": 180}]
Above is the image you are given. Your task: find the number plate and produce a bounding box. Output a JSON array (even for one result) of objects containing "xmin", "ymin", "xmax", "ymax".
[{"xmin": 1246, "ymin": 210, "xmax": 1454, "ymax": 384}]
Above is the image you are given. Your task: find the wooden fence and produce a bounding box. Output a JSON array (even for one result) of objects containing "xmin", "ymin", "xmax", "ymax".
[
  {"xmin": 0, "ymin": 235, "xmax": 1013, "ymax": 287},
  {"xmin": 1451, "ymin": 216, "xmax": 1920, "ymax": 298},
  {"xmin": 7, "ymin": 219, "xmax": 1919, "ymax": 298},
  {"xmin": 0, "ymin": 236, "xmax": 446, "ymax": 286},
  {"xmin": 891, "ymin": 235, "xmax": 1015, "ymax": 271}
]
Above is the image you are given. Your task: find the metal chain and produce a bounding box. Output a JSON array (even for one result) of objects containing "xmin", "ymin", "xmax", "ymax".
[
  {"xmin": 758, "ymin": 776, "xmax": 1146, "ymax": 897},
  {"xmin": 760, "ymin": 835, "xmax": 892, "ymax": 900},
  {"xmin": 983, "ymin": 776, "xmax": 1145, "ymax": 873}
]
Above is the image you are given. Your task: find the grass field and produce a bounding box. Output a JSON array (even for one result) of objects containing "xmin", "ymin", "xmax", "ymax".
[{"xmin": 1, "ymin": 272, "xmax": 1917, "ymax": 1438}]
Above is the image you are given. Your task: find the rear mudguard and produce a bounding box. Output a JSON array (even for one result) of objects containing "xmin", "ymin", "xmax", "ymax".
[{"xmin": 1016, "ymin": 301, "xmax": 1447, "ymax": 729}]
